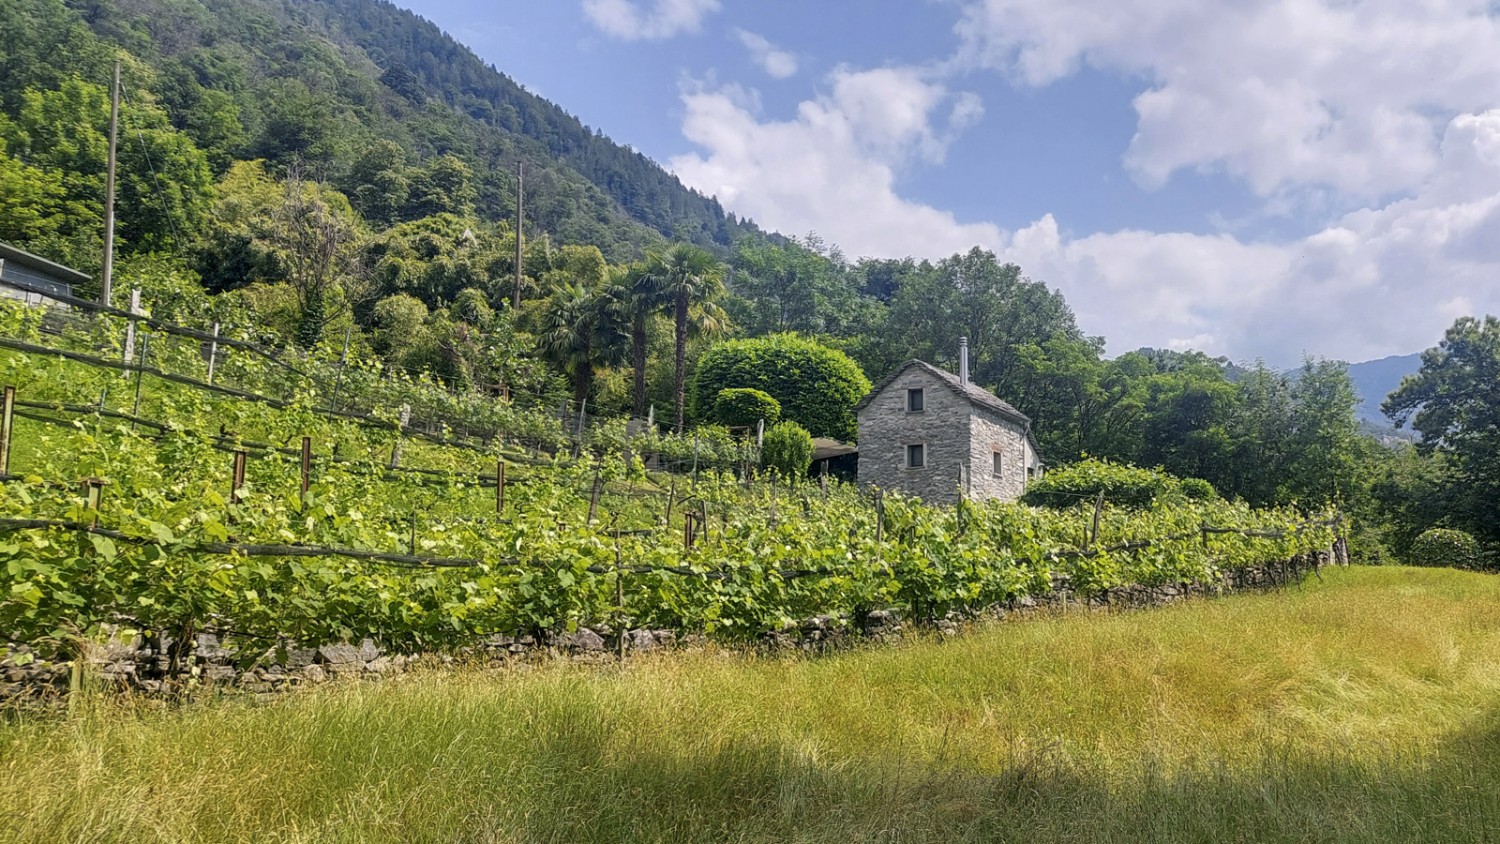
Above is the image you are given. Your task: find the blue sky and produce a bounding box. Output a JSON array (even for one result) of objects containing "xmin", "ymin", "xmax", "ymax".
[{"xmin": 398, "ymin": 0, "xmax": 1500, "ymax": 366}]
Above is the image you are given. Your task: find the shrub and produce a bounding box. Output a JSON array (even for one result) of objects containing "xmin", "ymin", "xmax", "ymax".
[
  {"xmin": 761, "ymin": 421, "xmax": 814, "ymax": 480},
  {"xmin": 1176, "ymin": 477, "xmax": 1219, "ymax": 501},
  {"xmin": 712, "ymin": 388, "xmax": 781, "ymax": 430},
  {"xmin": 1021, "ymin": 458, "xmax": 1176, "ymax": 509},
  {"xmin": 691, "ymin": 333, "xmax": 871, "ymax": 441},
  {"xmin": 1408, "ymin": 528, "xmax": 1483, "ymax": 570}
]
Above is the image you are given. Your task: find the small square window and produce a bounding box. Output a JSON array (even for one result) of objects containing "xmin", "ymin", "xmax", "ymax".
[
  {"xmin": 906, "ymin": 388, "xmax": 924, "ymax": 412},
  {"xmin": 906, "ymin": 444, "xmax": 925, "ymax": 468},
  {"xmin": 992, "ymin": 451, "xmax": 1004, "ymax": 478}
]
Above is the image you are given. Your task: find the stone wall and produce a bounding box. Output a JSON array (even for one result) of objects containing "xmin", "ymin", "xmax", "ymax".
[
  {"xmin": 857, "ymin": 366, "xmax": 1034, "ymax": 506},
  {"xmin": 857, "ymin": 366, "xmax": 966, "ymax": 504},
  {"xmin": 965, "ymin": 409, "xmax": 1029, "ymax": 502},
  {"xmin": 0, "ymin": 549, "xmax": 1338, "ymax": 703}
]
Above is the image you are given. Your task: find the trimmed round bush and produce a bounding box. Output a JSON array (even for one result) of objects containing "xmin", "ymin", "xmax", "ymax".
[
  {"xmin": 1021, "ymin": 458, "xmax": 1176, "ymax": 509},
  {"xmin": 691, "ymin": 333, "xmax": 871, "ymax": 441},
  {"xmin": 1409, "ymin": 528, "xmax": 1482, "ymax": 569},
  {"xmin": 761, "ymin": 421, "xmax": 814, "ymax": 480},
  {"xmin": 1176, "ymin": 477, "xmax": 1219, "ymax": 501},
  {"xmin": 712, "ymin": 388, "xmax": 781, "ymax": 430}
]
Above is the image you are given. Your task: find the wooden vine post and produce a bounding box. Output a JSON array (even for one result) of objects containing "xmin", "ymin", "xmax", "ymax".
[
  {"xmin": 1089, "ymin": 491, "xmax": 1105, "ymax": 549},
  {"xmin": 496, "ymin": 458, "xmax": 506, "ymax": 515},
  {"xmin": 587, "ymin": 458, "xmax": 603, "ymax": 523},
  {"xmin": 614, "ymin": 524, "xmax": 626, "ymax": 661},
  {"xmin": 299, "ymin": 436, "xmax": 312, "ymax": 509},
  {"xmin": 388, "ymin": 404, "xmax": 411, "ymax": 468},
  {"xmin": 228, "ymin": 449, "xmax": 247, "ymax": 523},
  {"xmin": 130, "ymin": 332, "xmax": 149, "ymax": 428},
  {"xmin": 0, "ymin": 385, "xmax": 14, "ymax": 477},
  {"xmin": 205, "ymin": 322, "xmax": 220, "ymax": 384}
]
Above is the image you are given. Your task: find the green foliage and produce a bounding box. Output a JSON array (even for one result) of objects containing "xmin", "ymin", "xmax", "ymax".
[
  {"xmin": 760, "ymin": 421, "xmax": 813, "ymax": 480},
  {"xmin": 1177, "ymin": 477, "xmax": 1218, "ymax": 501},
  {"xmin": 0, "ymin": 310, "xmax": 1336, "ymax": 656},
  {"xmin": 712, "ymin": 388, "xmax": 780, "ymax": 430},
  {"xmin": 692, "ymin": 334, "xmax": 870, "ymax": 441},
  {"xmin": 1384, "ymin": 316, "xmax": 1500, "ymax": 548},
  {"xmin": 1022, "ymin": 459, "xmax": 1177, "ymax": 509},
  {"xmin": 1408, "ymin": 529, "xmax": 1483, "ymax": 570}
]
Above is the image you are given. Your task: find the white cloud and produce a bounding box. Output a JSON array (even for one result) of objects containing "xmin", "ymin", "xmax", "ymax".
[
  {"xmin": 669, "ymin": 68, "xmax": 1001, "ymax": 259},
  {"xmin": 665, "ymin": 3, "xmax": 1500, "ymax": 364},
  {"xmin": 953, "ymin": 0, "xmax": 1500, "ymax": 201},
  {"xmin": 734, "ymin": 29, "xmax": 798, "ymax": 79},
  {"xmin": 582, "ymin": 0, "xmax": 719, "ymax": 41},
  {"xmin": 672, "ymin": 68, "xmax": 1500, "ymax": 362},
  {"xmin": 1002, "ymin": 110, "xmax": 1500, "ymax": 362}
]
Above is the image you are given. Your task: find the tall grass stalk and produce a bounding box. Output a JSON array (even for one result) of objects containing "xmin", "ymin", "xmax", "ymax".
[{"xmin": 4, "ymin": 566, "xmax": 1500, "ymax": 843}]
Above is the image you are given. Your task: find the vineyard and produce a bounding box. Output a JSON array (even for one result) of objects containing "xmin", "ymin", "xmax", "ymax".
[{"xmin": 0, "ymin": 286, "xmax": 1339, "ymax": 669}]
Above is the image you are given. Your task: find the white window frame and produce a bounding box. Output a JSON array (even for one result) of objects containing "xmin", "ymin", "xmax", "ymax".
[
  {"xmin": 905, "ymin": 443, "xmax": 927, "ymax": 469},
  {"xmin": 992, "ymin": 450, "xmax": 1004, "ymax": 478}
]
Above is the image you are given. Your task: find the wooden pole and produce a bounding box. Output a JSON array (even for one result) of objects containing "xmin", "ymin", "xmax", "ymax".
[
  {"xmin": 615, "ymin": 526, "xmax": 626, "ymax": 661},
  {"xmin": 205, "ymin": 322, "xmax": 220, "ymax": 384},
  {"xmin": 587, "ymin": 458, "xmax": 603, "ymax": 523},
  {"xmin": 229, "ymin": 449, "xmax": 247, "ymax": 521},
  {"xmin": 389, "ymin": 404, "xmax": 410, "ymax": 468},
  {"xmin": 122, "ymin": 288, "xmax": 141, "ymax": 365},
  {"xmin": 0, "ymin": 385, "xmax": 13, "ymax": 477},
  {"xmin": 1089, "ymin": 490, "xmax": 1104, "ymax": 549},
  {"xmin": 130, "ymin": 333, "xmax": 148, "ymax": 428},
  {"xmin": 496, "ymin": 459, "xmax": 506, "ymax": 515},
  {"xmin": 101, "ymin": 59, "xmax": 120, "ymax": 307},
  {"xmin": 691, "ymin": 432, "xmax": 700, "ymax": 484},
  {"xmin": 665, "ymin": 474, "xmax": 676, "ymax": 526},
  {"xmin": 875, "ymin": 489, "xmax": 884, "ymax": 545},
  {"xmin": 512, "ymin": 161, "xmax": 524, "ymax": 311},
  {"xmin": 329, "ymin": 325, "xmax": 351, "ymax": 411},
  {"xmin": 299, "ymin": 436, "xmax": 311, "ymax": 508},
  {"xmin": 82, "ymin": 478, "xmax": 105, "ymax": 529}
]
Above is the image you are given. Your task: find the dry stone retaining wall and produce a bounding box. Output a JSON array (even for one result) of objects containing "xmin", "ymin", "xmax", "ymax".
[{"xmin": 0, "ymin": 548, "xmax": 1336, "ymax": 704}]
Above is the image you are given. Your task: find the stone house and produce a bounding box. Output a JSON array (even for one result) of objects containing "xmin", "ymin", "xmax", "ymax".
[
  {"xmin": 855, "ymin": 338, "xmax": 1042, "ymax": 505},
  {"xmin": 0, "ymin": 240, "xmax": 88, "ymax": 306}
]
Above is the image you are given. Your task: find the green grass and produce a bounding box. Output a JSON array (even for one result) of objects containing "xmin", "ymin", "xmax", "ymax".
[{"xmin": 5, "ymin": 566, "xmax": 1500, "ymax": 843}]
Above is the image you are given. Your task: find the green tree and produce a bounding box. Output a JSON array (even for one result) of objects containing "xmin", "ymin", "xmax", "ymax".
[
  {"xmin": 1, "ymin": 76, "xmax": 212, "ymax": 275},
  {"xmin": 1384, "ymin": 316, "xmax": 1500, "ymax": 546},
  {"xmin": 692, "ymin": 333, "xmax": 871, "ymax": 441},
  {"xmin": 712, "ymin": 388, "xmax": 781, "ymax": 429},
  {"xmin": 645, "ymin": 244, "xmax": 727, "ymax": 433},
  {"xmin": 761, "ymin": 420, "xmax": 814, "ymax": 480}
]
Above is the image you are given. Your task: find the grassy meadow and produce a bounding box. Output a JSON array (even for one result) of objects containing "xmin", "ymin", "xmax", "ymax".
[{"xmin": 4, "ymin": 565, "xmax": 1500, "ymax": 843}]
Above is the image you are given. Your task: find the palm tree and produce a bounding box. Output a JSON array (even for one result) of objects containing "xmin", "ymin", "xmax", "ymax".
[
  {"xmin": 647, "ymin": 244, "xmax": 727, "ymax": 433},
  {"xmin": 536, "ymin": 278, "xmax": 628, "ymax": 405},
  {"xmin": 620, "ymin": 261, "xmax": 669, "ymax": 419}
]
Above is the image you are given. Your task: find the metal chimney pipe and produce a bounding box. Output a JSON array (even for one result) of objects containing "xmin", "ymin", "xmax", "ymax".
[{"xmin": 959, "ymin": 336, "xmax": 970, "ymax": 387}]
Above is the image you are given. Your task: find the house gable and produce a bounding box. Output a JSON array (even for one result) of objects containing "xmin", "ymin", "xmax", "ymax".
[{"xmin": 856, "ymin": 359, "xmax": 1040, "ymax": 505}]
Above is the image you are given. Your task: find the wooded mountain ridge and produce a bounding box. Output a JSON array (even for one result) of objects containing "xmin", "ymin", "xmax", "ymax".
[{"xmin": 5, "ymin": 0, "xmax": 757, "ymax": 263}]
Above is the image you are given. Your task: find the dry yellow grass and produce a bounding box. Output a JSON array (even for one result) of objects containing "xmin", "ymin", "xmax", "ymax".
[{"xmin": 4, "ymin": 565, "xmax": 1500, "ymax": 843}]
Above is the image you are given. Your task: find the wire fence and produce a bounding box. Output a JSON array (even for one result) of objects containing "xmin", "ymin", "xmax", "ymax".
[{"xmin": 0, "ymin": 277, "xmax": 763, "ymax": 477}]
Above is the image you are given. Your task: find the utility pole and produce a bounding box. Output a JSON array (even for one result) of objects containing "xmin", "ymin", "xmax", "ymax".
[
  {"xmin": 512, "ymin": 160, "xmax": 524, "ymax": 311},
  {"xmin": 101, "ymin": 59, "xmax": 121, "ymax": 307}
]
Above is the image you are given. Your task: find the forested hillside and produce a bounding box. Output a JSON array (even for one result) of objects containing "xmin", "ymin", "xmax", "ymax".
[{"xmin": 1, "ymin": 0, "xmax": 755, "ymax": 267}]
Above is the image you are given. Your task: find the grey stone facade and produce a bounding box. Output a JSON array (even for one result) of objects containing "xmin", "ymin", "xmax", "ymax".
[{"xmin": 856, "ymin": 360, "xmax": 1042, "ymax": 505}]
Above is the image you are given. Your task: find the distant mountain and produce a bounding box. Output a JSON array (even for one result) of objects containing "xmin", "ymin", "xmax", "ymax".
[{"xmin": 1347, "ymin": 353, "xmax": 1422, "ymax": 426}]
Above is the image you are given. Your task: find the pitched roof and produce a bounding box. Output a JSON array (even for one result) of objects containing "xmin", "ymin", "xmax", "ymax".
[
  {"xmin": 0, "ymin": 241, "xmax": 91, "ymax": 286},
  {"xmin": 856, "ymin": 359, "xmax": 1031, "ymax": 426}
]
